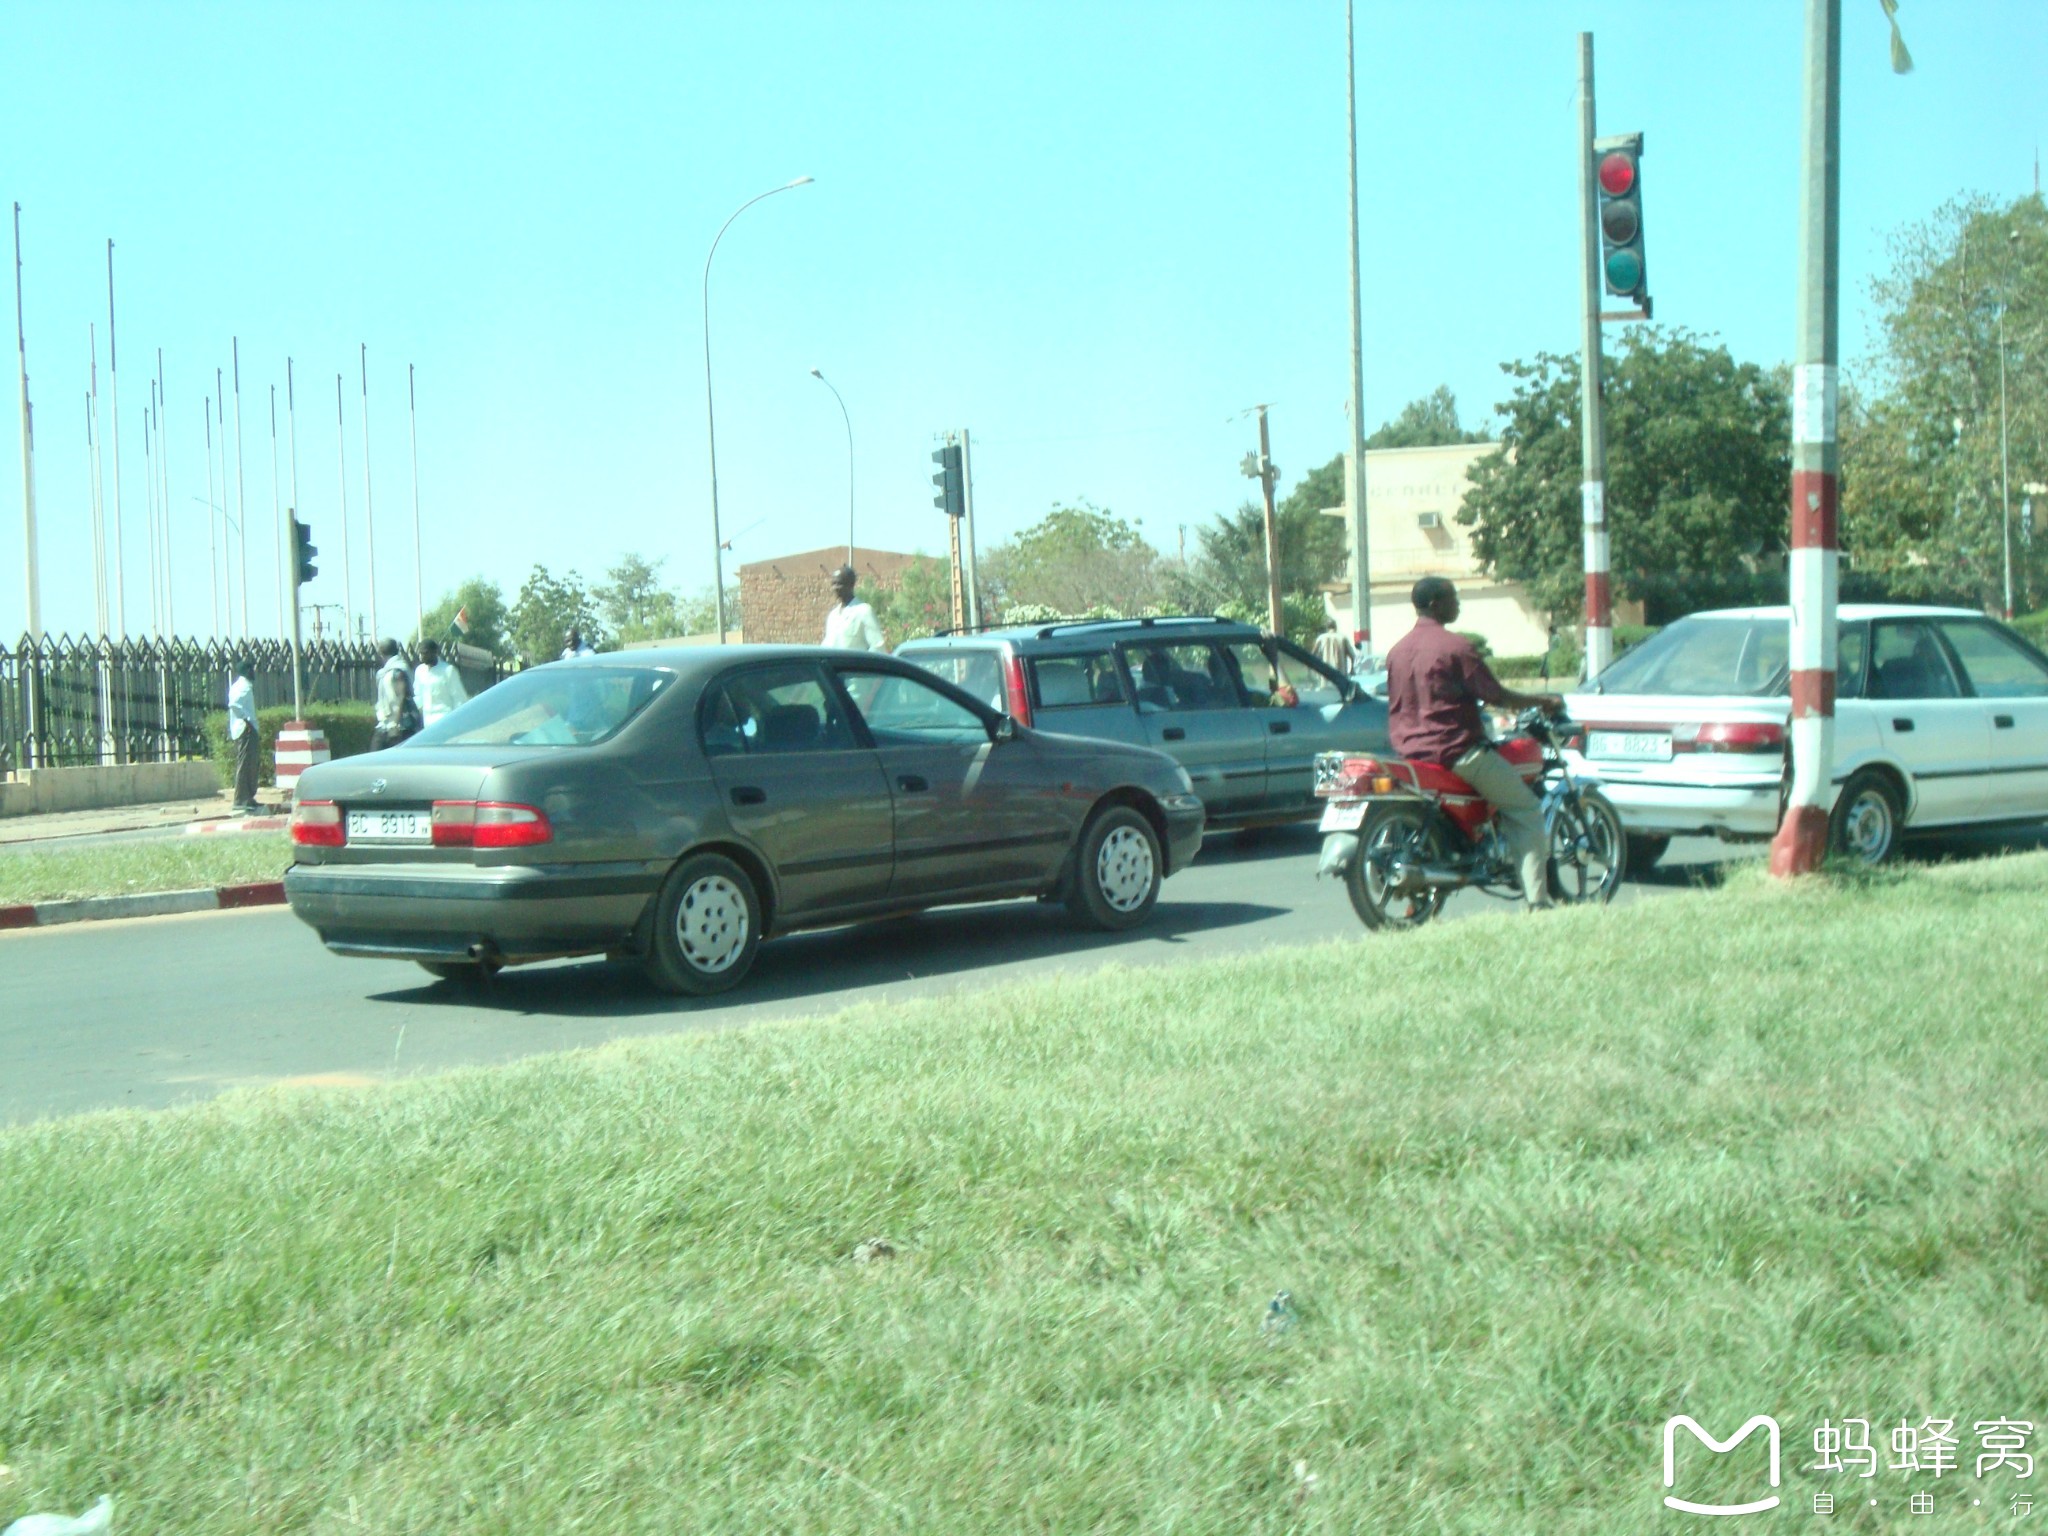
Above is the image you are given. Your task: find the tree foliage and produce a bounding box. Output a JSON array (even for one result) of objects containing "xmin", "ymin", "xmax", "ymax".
[
  {"xmin": 1366, "ymin": 385, "xmax": 1493, "ymax": 450},
  {"xmin": 871, "ymin": 555, "xmax": 955, "ymax": 643},
  {"xmin": 1843, "ymin": 192, "xmax": 2048, "ymax": 609},
  {"xmin": 1459, "ymin": 329, "xmax": 1792, "ymax": 622},
  {"xmin": 420, "ymin": 577, "xmax": 511, "ymax": 660},
  {"xmin": 980, "ymin": 502, "xmax": 1168, "ymax": 619},
  {"xmin": 508, "ymin": 565, "xmax": 606, "ymax": 665},
  {"xmin": 594, "ymin": 554, "xmax": 685, "ymax": 645}
]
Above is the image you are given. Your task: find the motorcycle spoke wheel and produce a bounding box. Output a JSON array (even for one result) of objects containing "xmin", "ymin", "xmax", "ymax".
[
  {"xmin": 1547, "ymin": 791, "xmax": 1627, "ymax": 905},
  {"xmin": 1344, "ymin": 804, "xmax": 1448, "ymax": 931}
]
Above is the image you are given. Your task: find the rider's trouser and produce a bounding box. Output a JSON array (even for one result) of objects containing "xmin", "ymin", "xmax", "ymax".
[{"xmin": 1452, "ymin": 744, "xmax": 1553, "ymax": 910}]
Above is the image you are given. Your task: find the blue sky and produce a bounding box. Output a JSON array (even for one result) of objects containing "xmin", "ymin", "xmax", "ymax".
[{"xmin": 3, "ymin": 0, "xmax": 2044, "ymax": 642}]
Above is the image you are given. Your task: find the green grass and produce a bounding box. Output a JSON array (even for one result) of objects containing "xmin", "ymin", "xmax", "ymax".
[
  {"xmin": 0, "ymin": 834, "xmax": 292, "ymax": 905},
  {"xmin": 3, "ymin": 856, "xmax": 2047, "ymax": 1532}
]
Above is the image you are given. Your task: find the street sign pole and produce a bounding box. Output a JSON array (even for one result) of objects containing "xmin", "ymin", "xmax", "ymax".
[{"xmin": 1576, "ymin": 33, "xmax": 1613, "ymax": 682}]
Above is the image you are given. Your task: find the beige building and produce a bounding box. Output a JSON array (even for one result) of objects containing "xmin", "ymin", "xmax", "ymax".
[{"xmin": 1319, "ymin": 441, "xmax": 1553, "ymax": 661}]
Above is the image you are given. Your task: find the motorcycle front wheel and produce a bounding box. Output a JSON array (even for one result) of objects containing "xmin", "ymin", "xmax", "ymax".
[
  {"xmin": 1345, "ymin": 803, "xmax": 1451, "ymax": 931},
  {"xmin": 1546, "ymin": 787, "xmax": 1627, "ymax": 905}
]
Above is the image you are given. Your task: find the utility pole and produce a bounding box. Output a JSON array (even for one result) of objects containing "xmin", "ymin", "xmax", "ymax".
[
  {"xmin": 1575, "ymin": 33, "xmax": 1613, "ymax": 681},
  {"xmin": 13, "ymin": 204, "xmax": 39, "ymax": 643},
  {"xmin": 1344, "ymin": 0, "xmax": 1370, "ymax": 657},
  {"xmin": 959, "ymin": 426, "xmax": 981, "ymax": 628},
  {"xmin": 1244, "ymin": 406, "xmax": 1285, "ymax": 636},
  {"xmin": 1769, "ymin": 0, "xmax": 1842, "ymax": 879}
]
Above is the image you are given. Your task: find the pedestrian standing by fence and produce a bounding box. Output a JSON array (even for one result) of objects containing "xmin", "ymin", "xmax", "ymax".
[
  {"xmin": 822, "ymin": 565, "xmax": 886, "ymax": 651},
  {"xmin": 371, "ymin": 639, "xmax": 421, "ymax": 751},
  {"xmin": 414, "ymin": 639, "xmax": 468, "ymax": 728},
  {"xmin": 1314, "ymin": 618, "xmax": 1357, "ymax": 674},
  {"xmin": 227, "ymin": 656, "xmax": 261, "ymax": 813}
]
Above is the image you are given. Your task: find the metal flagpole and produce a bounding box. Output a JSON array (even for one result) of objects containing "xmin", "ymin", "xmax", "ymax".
[
  {"xmin": 13, "ymin": 203, "xmax": 40, "ymax": 643},
  {"xmin": 407, "ymin": 363, "xmax": 422, "ymax": 645},
  {"xmin": 270, "ymin": 383, "xmax": 284, "ymax": 639},
  {"xmin": 107, "ymin": 240, "xmax": 126, "ymax": 637},
  {"xmin": 1769, "ymin": 0, "xmax": 1842, "ymax": 878},
  {"xmin": 286, "ymin": 358, "xmax": 299, "ymax": 586},
  {"xmin": 88, "ymin": 329, "xmax": 106, "ymax": 635},
  {"xmin": 204, "ymin": 394, "xmax": 218, "ymax": 636},
  {"xmin": 335, "ymin": 374, "xmax": 353, "ymax": 639},
  {"xmin": 1576, "ymin": 33, "xmax": 1614, "ymax": 682},
  {"xmin": 1344, "ymin": 0, "xmax": 1371, "ymax": 659},
  {"xmin": 232, "ymin": 337, "xmax": 248, "ymax": 639},
  {"xmin": 157, "ymin": 350, "xmax": 172, "ymax": 636},
  {"xmin": 360, "ymin": 343, "xmax": 377, "ymax": 641},
  {"xmin": 143, "ymin": 400, "xmax": 159, "ymax": 635},
  {"xmin": 216, "ymin": 370, "xmax": 229, "ymax": 636}
]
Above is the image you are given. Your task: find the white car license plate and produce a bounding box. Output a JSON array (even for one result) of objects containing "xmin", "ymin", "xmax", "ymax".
[
  {"xmin": 1318, "ymin": 801, "xmax": 1368, "ymax": 833},
  {"xmin": 345, "ymin": 809, "xmax": 431, "ymax": 842},
  {"xmin": 1587, "ymin": 730, "xmax": 1672, "ymax": 762}
]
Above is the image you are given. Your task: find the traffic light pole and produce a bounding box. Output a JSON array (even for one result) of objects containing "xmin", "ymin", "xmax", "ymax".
[
  {"xmin": 1575, "ymin": 32, "xmax": 1613, "ymax": 682},
  {"xmin": 1769, "ymin": 0, "xmax": 1841, "ymax": 878},
  {"xmin": 958, "ymin": 427, "xmax": 981, "ymax": 629},
  {"xmin": 1344, "ymin": 0, "xmax": 1370, "ymax": 657},
  {"xmin": 289, "ymin": 513, "xmax": 305, "ymax": 721}
]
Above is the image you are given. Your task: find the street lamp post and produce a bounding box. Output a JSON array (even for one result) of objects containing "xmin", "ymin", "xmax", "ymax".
[
  {"xmin": 809, "ymin": 367, "xmax": 854, "ymax": 563},
  {"xmin": 702, "ymin": 176, "xmax": 813, "ymax": 643}
]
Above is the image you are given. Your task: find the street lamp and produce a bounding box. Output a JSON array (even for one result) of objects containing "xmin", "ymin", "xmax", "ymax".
[
  {"xmin": 809, "ymin": 367, "xmax": 854, "ymax": 564},
  {"xmin": 702, "ymin": 176, "xmax": 814, "ymax": 643}
]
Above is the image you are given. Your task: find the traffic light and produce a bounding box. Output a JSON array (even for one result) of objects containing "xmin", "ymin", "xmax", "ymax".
[
  {"xmin": 290, "ymin": 514, "xmax": 318, "ymax": 585},
  {"xmin": 1594, "ymin": 132, "xmax": 1650, "ymax": 313},
  {"xmin": 931, "ymin": 442, "xmax": 964, "ymax": 517}
]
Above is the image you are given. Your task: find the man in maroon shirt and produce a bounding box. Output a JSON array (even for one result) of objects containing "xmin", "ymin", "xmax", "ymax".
[{"xmin": 1384, "ymin": 577, "xmax": 1564, "ymax": 910}]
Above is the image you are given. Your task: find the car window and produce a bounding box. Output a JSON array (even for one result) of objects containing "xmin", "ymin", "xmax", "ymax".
[
  {"xmin": 1837, "ymin": 623, "xmax": 1869, "ymax": 699},
  {"xmin": 1592, "ymin": 617, "xmax": 1788, "ymax": 696},
  {"xmin": 1030, "ymin": 650, "xmax": 1124, "ymax": 709},
  {"xmin": 700, "ymin": 665, "xmax": 860, "ymax": 757},
  {"xmin": 839, "ymin": 669, "xmax": 989, "ymax": 746},
  {"xmin": 1937, "ymin": 620, "xmax": 2048, "ymax": 698},
  {"xmin": 1869, "ymin": 621, "xmax": 1963, "ymax": 700},
  {"xmin": 417, "ymin": 664, "xmax": 672, "ymax": 747},
  {"xmin": 1122, "ymin": 642, "xmax": 1242, "ymax": 712},
  {"xmin": 906, "ymin": 649, "xmax": 1006, "ymax": 712},
  {"xmin": 1273, "ymin": 639, "xmax": 1351, "ymax": 707}
]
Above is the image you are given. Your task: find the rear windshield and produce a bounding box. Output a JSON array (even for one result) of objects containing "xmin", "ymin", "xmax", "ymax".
[
  {"xmin": 1592, "ymin": 617, "xmax": 1789, "ymax": 696},
  {"xmin": 902, "ymin": 649, "xmax": 1006, "ymax": 712},
  {"xmin": 412, "ymin": 664, "xmax": 674, "ymax": 747}
]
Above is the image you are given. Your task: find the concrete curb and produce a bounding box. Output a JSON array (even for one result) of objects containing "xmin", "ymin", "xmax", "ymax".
[
  {"xmin": 184, "ymin": 815, "xmax": 290, "ymax": 836},
  {"xmin": 0, "ymin": 879, "xmax": 289, "ymax": 931}
]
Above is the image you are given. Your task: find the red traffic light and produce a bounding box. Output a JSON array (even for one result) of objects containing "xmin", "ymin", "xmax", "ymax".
[{"xmin": 1597, "ymin": 151, "xmax": 1636, "ymax": 197}]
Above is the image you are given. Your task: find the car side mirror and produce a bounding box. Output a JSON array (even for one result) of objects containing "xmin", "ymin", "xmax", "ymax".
[{"xmin": 993, "ymin": 714, "xmax": 1018, "ymax": 743}]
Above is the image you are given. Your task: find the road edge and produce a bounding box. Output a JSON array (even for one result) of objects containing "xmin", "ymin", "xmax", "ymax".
[{"xmin": 0, "ymin": 879, "xmax": 289, "ymax": 931}]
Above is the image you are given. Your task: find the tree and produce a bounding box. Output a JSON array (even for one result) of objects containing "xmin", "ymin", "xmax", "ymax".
[
  {"xmin": 871, "ymin": 555, "xmax": 955, "ymax": 643},
  {"xmin": 419, "ymin": 577, "xmax": 511, "ymax": 660},
  {"xmin": 595, "ymin": 553, "xmax": 685, "ymax": 644},
  {"xmin": 1366, "ymin": 385, "xmax": 1493, "ymax": 449},
  {"xmin": 1842, "ymin": 192, "xmax": 2048, "ymax": 609},
  {"xmin": 508, "ymin": 565, "xmax": 605, "ymax": 665},
  {"xmin": 1459, "ymin": 329, "xmax": 1792, "ymax": 622},
  {"xmin": 979, "ymin": 502, "xmax": 1168, "ymax": 618},
  {"xmin": 1187, "ymin": 486, "xmax": 1347, "ymax": 621},
  {"xmin": 677, "ymin": 583, "xmax": 742, "ymax": 638}
]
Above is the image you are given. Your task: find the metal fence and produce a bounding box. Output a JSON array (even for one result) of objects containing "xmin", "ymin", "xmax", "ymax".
[{"xmin": 1, "ymin": 634, "xmax": 494, "ymax": 774}]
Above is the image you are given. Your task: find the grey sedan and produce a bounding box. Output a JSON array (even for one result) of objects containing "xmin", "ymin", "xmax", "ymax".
[{"xmin": 284, "ymin": 646, "xmax": 1206, "ymax": 994}]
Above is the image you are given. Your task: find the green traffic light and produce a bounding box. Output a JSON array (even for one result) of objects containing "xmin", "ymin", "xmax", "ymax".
[{"xmin": 1604, "ymin": 249, "xmax": 1643, "ymax": 295}]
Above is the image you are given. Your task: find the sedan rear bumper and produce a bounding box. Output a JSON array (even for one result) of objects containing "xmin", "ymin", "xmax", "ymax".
[
  {"xmin": 1594, "ymin": 775, "xmax": 1783, "ymax": 838},
  {"xmin": 284, "ymin": 860, "xmax": 663, "ymax": 963}
]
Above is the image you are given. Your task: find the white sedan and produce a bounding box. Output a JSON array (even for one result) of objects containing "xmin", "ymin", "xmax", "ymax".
[{"xmin": 1565, "ymin": 603, "xmax": 2048, "ymax": 865}]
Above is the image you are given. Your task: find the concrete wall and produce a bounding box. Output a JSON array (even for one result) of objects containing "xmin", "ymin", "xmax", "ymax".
[{"xmin": 0, "ymin": 761, "xmax": 220, "ymax": 819}]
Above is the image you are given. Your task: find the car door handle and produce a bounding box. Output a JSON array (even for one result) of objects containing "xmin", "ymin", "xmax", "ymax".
[
  {"xmin": 1161, "ymin": 727, "xmax": 1186, "ymax": 741},
  {"xmin": 1268, "ymin": 720, "xmax": 1291, "ymax": 735},
  {"xmin": 729, "ymin": 785, "xmax": 767, "ymax": 806},
  {"xmin": 1995, "ymin": 714, "xmax": 2015, "ymax": 729},
  {"xmin": 897, "ymin": 774, "xmax": 930, "ymax": 793},
  {"xmin": 1891, "ymin": 718, "xmax": 1914, "ymax": 732}
]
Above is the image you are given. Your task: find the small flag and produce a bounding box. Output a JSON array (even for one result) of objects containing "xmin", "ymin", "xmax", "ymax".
[
  {"xmin": 453, "ymin": 605, "xmax": 470, "ymax": 634},
  {"xmin": 1878, "ymin": 0, "xmax": 1913, "ymax": 74}
]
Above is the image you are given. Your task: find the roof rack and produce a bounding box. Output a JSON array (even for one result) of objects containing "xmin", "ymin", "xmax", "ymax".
[{"xmin": 1031, "ymin": 614, "xmax": 1234, "ymax": 640}]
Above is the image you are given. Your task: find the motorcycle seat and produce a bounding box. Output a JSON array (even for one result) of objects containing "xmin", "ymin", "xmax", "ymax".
[{"xmin": 1408, "ymin": 760, "xmax": 1479, "ymax": 797}]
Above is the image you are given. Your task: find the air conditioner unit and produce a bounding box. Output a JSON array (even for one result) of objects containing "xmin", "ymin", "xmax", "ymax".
[{"xmin": 1416, "ymin": 511, "xmax": 1443, "ymax": 529}]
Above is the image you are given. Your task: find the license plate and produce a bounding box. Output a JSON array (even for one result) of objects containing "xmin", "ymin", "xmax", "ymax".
[
  {"xmin": 1587, "ymin": 730, "xmax": 1672, "ymax": 762},
  {"xmin": 345, "ymin": 809, "xmax": 431, "ymax": 842},
  {"xmin": 1319, "ymin": 801, "xmax": 1368, "ymax": 833}
]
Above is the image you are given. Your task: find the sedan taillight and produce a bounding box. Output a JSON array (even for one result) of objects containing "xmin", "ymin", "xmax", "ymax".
[
  {"xmin": 290, "ymin": 799, "xmax": 345, "ymax": 846},
  {"xmin": 1679, "ymin": 722, "xmax": 1786, "ymax": 754},
  {"xmin": 430, "ymin": 800, "xmax": 552, "ymax": 848}
]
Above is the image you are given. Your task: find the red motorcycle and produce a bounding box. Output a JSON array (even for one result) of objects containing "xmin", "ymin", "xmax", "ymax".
[{"xmin": 1314, "ymin": 709, "xmax": 1626, "ymax": 929}]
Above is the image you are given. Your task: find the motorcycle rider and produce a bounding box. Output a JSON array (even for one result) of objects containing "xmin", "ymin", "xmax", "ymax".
[{"xmin": 1384, "ymin": 577, "xmax": 1565, "ymax": 911}]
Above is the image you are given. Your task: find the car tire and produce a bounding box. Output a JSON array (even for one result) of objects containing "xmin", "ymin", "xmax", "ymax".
[
  {"xmin": 1830, "ymin": 770, "xmax": 1901, "ymax": 865},
  {"xmin": 641, "ymin": 852, "xmax": 762, "ymax": 995},
  {"xmin": 1625, "ymin": 833, "xmax": 1670, "ymax": 873},
  {"xmin": 1065, "ymin": 805, "xmax": 1161, "ymax": 931},
  {"xmin": 417, "ymin": 958, "xmax": 500, "ymax": 984}
]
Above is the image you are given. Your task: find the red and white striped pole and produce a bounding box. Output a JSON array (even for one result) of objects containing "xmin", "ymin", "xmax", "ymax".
[
  {"xmin": 1575, "ymin": 33, "xmax": 1613, "ymax": 681},
  {"xmin": 1769, "ymin": 0, "xmax": 1840, "ymax": 878}
]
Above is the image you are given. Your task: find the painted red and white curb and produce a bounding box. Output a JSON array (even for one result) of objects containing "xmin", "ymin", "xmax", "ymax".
[
  {"xmin": 184, "ymin": 815, "xmax": 289, "ymax": 836},
  {"xmin": 0, "ymin": 879, "xmax": 287, "ymax": 931}
]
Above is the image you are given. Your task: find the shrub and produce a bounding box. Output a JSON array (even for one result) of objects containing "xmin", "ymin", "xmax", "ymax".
[{"xmin": 203, "ymin": 701, "xmax": 378, "ymax": 789}]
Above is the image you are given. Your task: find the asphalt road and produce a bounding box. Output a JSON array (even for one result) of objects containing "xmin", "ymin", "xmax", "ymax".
[{"xmin": 2, "ymin": 825, "xmax": 1753, "ymax": 1126}]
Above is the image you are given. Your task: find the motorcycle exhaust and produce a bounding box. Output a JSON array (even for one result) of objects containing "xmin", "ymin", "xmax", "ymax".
[
  {"xmin": 1388, "ymin": 858, "xmax": 1477, "ymax": 893},
  {"xmin": 1317, "ymin": 833, "xmax": 1360, "ymax": 877}
]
